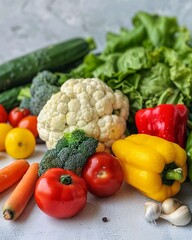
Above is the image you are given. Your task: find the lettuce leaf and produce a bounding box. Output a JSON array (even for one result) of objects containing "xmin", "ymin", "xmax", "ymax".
[{"xmin": 59, "ymin": 11, "xmax": 192, "ymax": 131}]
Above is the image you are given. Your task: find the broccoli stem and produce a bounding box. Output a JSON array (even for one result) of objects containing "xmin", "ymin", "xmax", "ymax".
[
  {"xmin": 60, "ymin": 174, "xmax": 72, "ymax": 185},
  {"xmin": 17, "ymin": 85, "xmax": 31, "ymax": 101}
]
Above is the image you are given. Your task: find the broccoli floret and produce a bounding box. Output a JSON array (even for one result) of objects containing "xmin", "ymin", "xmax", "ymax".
[
  {"xmin": 38, "ymin": 149, "xmax": 59, "ymax": 176},
  {"xmin": 30, "ymin": 84, "xmax": 59, "ymax": 116},
  {"xmin": 64, "ymin": 150, "xmax": 86, "ymax": 172},
  {"xmin": 30, "ymin": 71, "xmax": 60, "ymax": 115},
  {"xmin": 30, "ymin": 70, "xmax": 60, "ymax": 95},
  {"xmin": 57, "ymin": 147, "xmax": 72, "ymax": 166},
  {"xmin": 63, "ymin": 129, "xmax": 87, "ymax": 148},
  {"xmin": 38, "ymin": 129, "xmax": 99, "ymax": 176},
  {"xmin": 55, "ymin": 137, "xmax": 69, "ymax": 152},
  {"xmin": 78, "ymin": 137, "xmax": 99, "ymax": 158},
  {"xmin": 19, "ymin": 97, "xmax": 31, "ymax": 110},
  {"xmin": 19, "ymin": 70, "xmax": 61, "ymax": 116}
]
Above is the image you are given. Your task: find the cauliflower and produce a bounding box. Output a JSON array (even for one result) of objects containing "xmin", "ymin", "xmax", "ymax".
[{"xmin": 37, "ymin": 78, "xmax": 129, "ymax": 149}]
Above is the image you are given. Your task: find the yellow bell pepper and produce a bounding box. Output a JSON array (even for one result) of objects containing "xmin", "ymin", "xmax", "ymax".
[{"xmin": 112, "ymin": 134, "xmax": 187, "ymax": 202}]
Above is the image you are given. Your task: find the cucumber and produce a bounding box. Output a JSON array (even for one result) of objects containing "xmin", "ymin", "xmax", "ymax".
[
  {"xmin": 0, "ymin": 37, "xmax": 96, "ymax": 92},
  {"xmin": 0, "ymin": 84, "xmax": 30, "ymax": 111}
]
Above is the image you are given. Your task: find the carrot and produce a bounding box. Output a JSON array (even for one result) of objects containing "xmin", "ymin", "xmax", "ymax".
[
  {"xmin": 0, "ymin": 159, "xmax": 30, "ymax": 193},
  {"xmin": 3, "ymin": 162, "xmax": 39, "ymax": 220}
]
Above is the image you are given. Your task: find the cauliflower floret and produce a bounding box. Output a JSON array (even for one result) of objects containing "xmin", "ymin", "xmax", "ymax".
[{"xmin": 37, "ymin": 78, "xmax": 129, "ymax": 149}]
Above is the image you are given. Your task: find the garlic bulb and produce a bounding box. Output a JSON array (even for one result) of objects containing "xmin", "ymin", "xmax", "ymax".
[
  {"xmin": 161, "ymin": 198, "xmax": 182, "ymax": 215},
  {"xmin": 144, "ymin": 201, "xmax": 161, "ymax": 223},
  {"xmin": 160, "ymin": 205, "xmax": 192, "ymax": 227}
]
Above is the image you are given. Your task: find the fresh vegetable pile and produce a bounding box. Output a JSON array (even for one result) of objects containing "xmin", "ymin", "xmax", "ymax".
[
  {"xmin": 56, "ymin": 11, "xmax": 192, "ymax": 132},
  {"xmin": 1, "ymin": 11, "xmax": 192, "ymax": 227}
]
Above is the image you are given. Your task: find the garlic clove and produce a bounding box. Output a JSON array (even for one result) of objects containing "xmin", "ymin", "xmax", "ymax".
[
  {"xmin": 160, "ymin": 205, "xmax": 192, "ymax": 227},
  {"xmin": 144, "ymin": 201, "xmax": 161, "ymax": 223},
  {"xmin": 161, "ymin": 198, "xmax": 182, "ymax": 215}
]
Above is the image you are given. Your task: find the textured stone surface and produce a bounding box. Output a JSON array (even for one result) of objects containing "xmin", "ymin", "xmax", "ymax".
[{"xmin": 0, "ymin": 0, "xmax": 192, "ymax": 63}]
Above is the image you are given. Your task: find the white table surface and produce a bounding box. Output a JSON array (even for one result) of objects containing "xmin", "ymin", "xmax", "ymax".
[{"xmin": 0, "ymin": 144, "xmax": 192, "ymax": 240}]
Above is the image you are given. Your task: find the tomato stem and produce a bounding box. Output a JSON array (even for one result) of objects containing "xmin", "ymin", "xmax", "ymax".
[{"xmin": 60, "ymin": 174, "xmax": 72, "ymax": 185}]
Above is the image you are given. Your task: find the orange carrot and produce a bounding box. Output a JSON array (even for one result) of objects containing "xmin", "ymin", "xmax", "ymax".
[
  {"xmin": 3, "ymin": 162, "xmax": 39, "ymax": 220},
  {"xmin": 0, "ymin": 160, "xmax": 30, "ymax": 193}
]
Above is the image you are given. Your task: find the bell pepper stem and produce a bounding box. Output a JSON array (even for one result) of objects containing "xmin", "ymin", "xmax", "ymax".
[
  {"xmin": 60, "ymin": 174, "xmax": 72, "ymax": 185},
  {"xmin": 165, "ymin": 168, "xmax": 183, "ymax": 181}
]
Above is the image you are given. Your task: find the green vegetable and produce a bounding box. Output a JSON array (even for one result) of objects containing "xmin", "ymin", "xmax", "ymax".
[
  {"xmin": 19, "ymin": 71, "xmax": 62, "ymax": 116},
  {"xmin": 59, "ymin": 129, "xmax": 90, "ymax": 149},
  {"xmin": 38, "ymin": 129, "xmax": 99, "ymax": 176},
  {"xmin": 0, "ymin": 37, "xmax": 96, "ymax": 92},
  {"xmin": 17, "ymin": 85, "xmax": 32, "ymax": 110},
  {"xmin": 19, "ymin": 97, "xmax": 31, "ymax": 110},
  {"xmin": 58, "ymin": 11, "xmax": 192, "ymax": 132},
  {"xmin": 185, "ymin": 131, "xmax": 192, "ymax": 182},
  {"xmin": 0, "ymin": 84, "xmax": 30, "ymax": 111},
  {"xmin": 17, "ymin": 85, "xmax": 31, "ymax": 101}
]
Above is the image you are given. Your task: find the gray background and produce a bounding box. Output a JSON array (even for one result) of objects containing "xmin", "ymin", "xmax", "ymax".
[{"xmin": 0, "ymin": 0, "xmax": 192, "ymax": 64}]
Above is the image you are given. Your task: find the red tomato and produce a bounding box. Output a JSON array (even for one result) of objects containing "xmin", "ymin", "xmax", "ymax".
[
  {"xmin": 17, "ymin": 115, "xmax": 38, "ymax": 138},
  {"xmin": 8, "ymin": 107, "xmax": 30, "ymax": 127},
  {"xmin": 35, "ymin": 168, "xmax": 87, "ymax": 219},
  {"xmin": 81, "ymin": 152, "xmax": 124, "ymax": 197},
  {"xmin": 0, "ymin": 104, "xmax": 8, "ymax": 123}
]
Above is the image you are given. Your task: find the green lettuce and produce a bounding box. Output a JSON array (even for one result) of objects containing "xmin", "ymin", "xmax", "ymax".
[{"xmin": 59, "ymin": 11, "xmax": 192, "ymax": 131}]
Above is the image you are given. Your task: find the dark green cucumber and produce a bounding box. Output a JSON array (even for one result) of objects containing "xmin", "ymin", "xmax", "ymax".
[{"xmin": 0, "ymin": 37, "xmax": 96, "ymax": 92}]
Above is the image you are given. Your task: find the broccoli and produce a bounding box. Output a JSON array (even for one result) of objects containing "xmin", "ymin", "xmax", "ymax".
[
  {"xmin": 17, "ymin": 85, "xmax": 31, "ymax": 101},
  {"xmin": 16, "ymin": 84, "xmax": 31, "ymax": 110},
  {"xmin": 55, "ymin": 137, "xmax": 69, "ymax": 152},
  {"xmin": 19, "ymin": 97, "xmax": 31, "ymax": 110},
  {"xmin": 38, "ymin": 149, "xmax": 59, "ymax": 176},
  {"xmin": 18, "ymin": 70, "xmax": 62, "ymax": 115},
  {"xmin": 38, "ymin": 129, "xmax": 99, "ymax": 176},
  {"xmin": 64, "ymin": 150, "xmax": 86, "ymax": 172},
  {"xmin": 55, "ymin": 129, "xmax": 90, "ymax": 151},
  {"xmin": 63, "ymin": 129, "xmax": 87, "ymax": 148},
  {"xmin": 30, "ymin": 84, "xmax": 59, "ymax": 116},
  {"xmin": 78, "ymin": 138, "xmax": 98, "ymax": 158}
]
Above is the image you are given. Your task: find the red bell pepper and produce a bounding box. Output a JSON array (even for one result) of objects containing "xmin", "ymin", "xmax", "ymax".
[{"xmin": 135, "ymin": 104, "xmax": 188, "ymax": 148}]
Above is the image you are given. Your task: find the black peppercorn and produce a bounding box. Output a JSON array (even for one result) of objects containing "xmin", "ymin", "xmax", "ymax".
[{"xmin": 102, "ymin": 217, "xmax": 108, "ymax": 222}]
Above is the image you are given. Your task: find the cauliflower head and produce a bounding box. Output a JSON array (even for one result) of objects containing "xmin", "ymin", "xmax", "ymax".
[{"xmin": 37, "ymin": 78, "xmax": 129, "ymax": 149}]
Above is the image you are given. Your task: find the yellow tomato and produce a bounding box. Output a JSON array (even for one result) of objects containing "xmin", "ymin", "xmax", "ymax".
[
  {"xmin": 0, "ymin": 123, "xmax": 13, "ymax": 151},
  {"xmin": 5, "ymin": 127, "xmax": 36, "ymax": 159}
]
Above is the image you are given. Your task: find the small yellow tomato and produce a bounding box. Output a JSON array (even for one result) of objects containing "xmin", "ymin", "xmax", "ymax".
[
  {"xmin": 5, "ymin": 127, "xmax": 36, "ymax": 159},
  {"xmin": 0, "ymin": 123, "xmax": 13, "ymax": 151}
]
